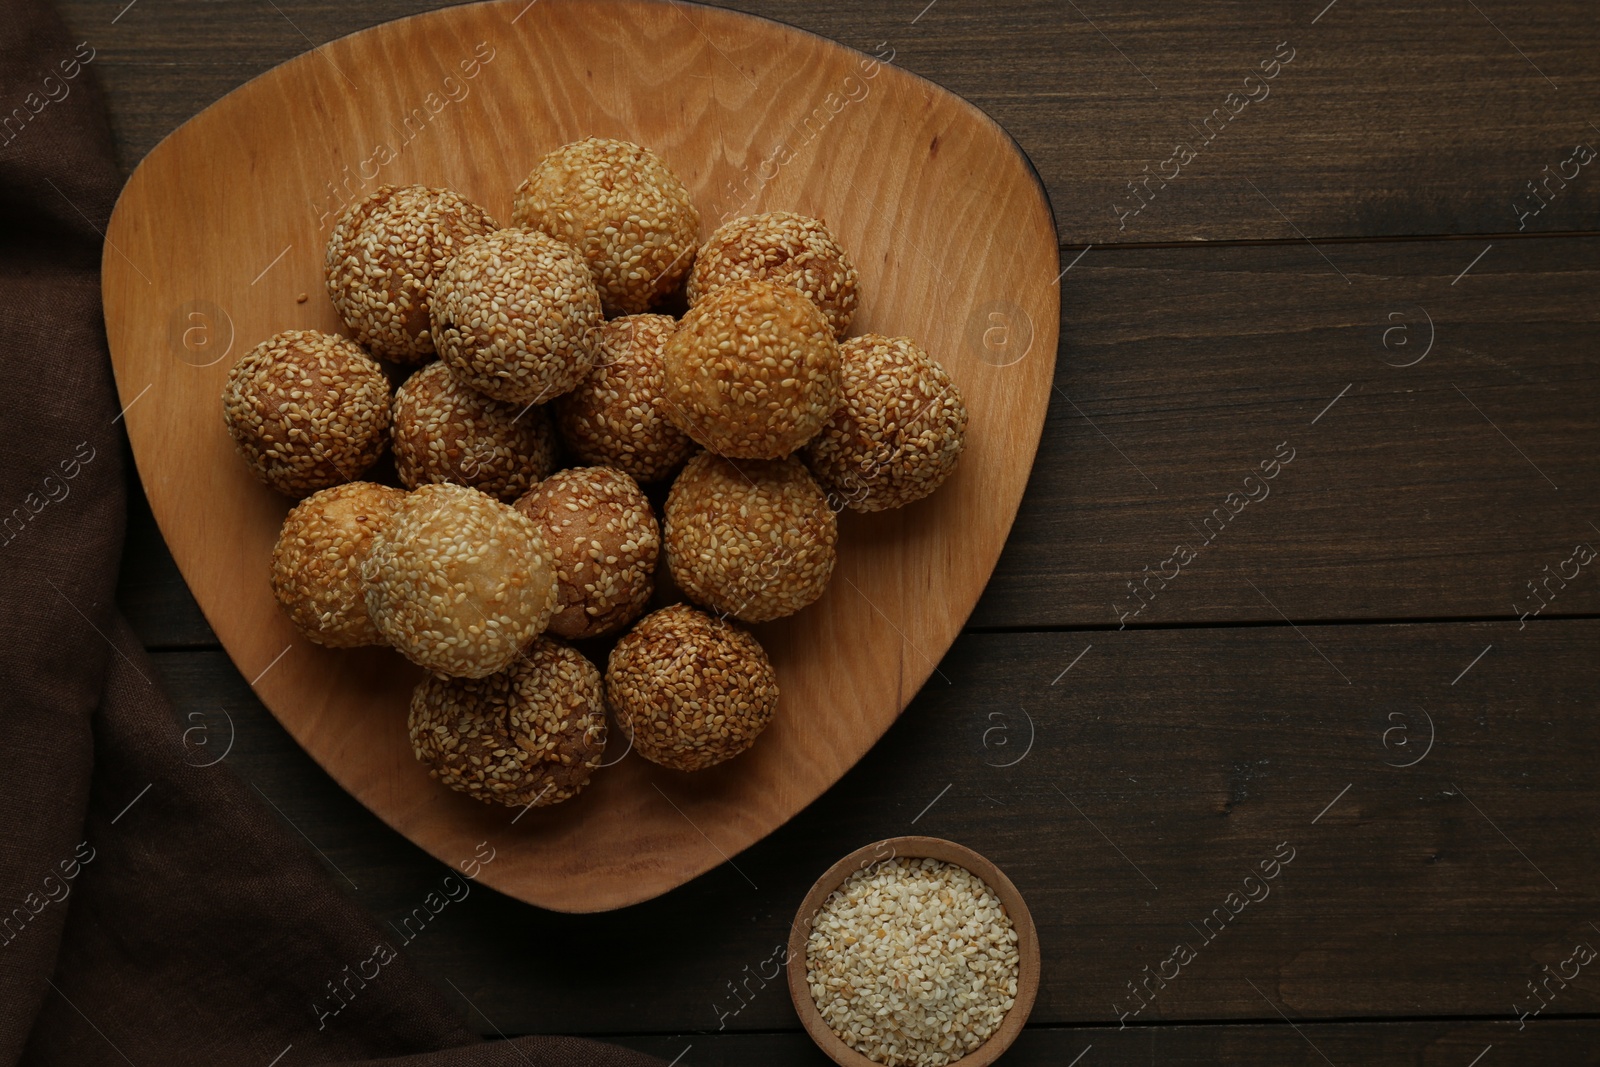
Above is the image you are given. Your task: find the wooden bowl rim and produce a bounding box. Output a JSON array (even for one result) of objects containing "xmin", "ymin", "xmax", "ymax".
[{"xmin": 786, "ymin": 835, "xmax": 1041, "ymax": 1067}]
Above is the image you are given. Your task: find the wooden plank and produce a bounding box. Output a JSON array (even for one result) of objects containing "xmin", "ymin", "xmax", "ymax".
[
  {"xmin": 118, "ymin": 478, "xmax": 213, "ymax": 647},
  {"xmin": 56, "ymin": 0, "xmax": 1600, "ymax": 242},
  {"xmin": 118, "ymin": 234, "xmax": 1600, "ymax": 642},
  {"xmin": 974, "ymin": 233, "xmax": 1600, "ymax": 629},
  {"xmin": 151, "ymin": 618, "xmax": 1600, "ymax": 1033},
  {"xmin": 603, "ymin": 1023, "xmax": 1600, "ymax": 1066}
]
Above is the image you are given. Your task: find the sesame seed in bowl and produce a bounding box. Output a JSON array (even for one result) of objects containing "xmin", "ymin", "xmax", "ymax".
[{"xmin": 788, "ymin": 837, "xmax": 1041, "ymax": 1067}]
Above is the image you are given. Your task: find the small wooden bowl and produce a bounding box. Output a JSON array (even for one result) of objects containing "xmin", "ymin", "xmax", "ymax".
[{"xmin": 787, "ymin": 836, "xmax": 1041, "ymax": 1067}]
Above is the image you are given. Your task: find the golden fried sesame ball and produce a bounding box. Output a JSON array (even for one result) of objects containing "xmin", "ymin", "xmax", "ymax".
[
  {"xmin": 688, "ymin": 212, "xmax": 859, "ymax": 339},
  {"xmin": 665, "ymin": 452, "xmax": 836, "ymax": 623},
  {"xmin": 514, "ymin": 467, "xmax": 659, "ymax": 640},
  {"xmin": 392, "ymin": 361, "xmax": 557, "ymax": 503},
  {"xmin": 409, "ymin": 637, "xmax": 606, "ymax": 808},
  {"xmin": 270, "ymin": 481, "xmax": 403, "ymax": 647},
  {"xmin": 363, "ymin": 483, "xmax": 558, "ymax": 678},
  {"xmin": 324, "ymin": 184, "xmax": 497, "ymax": 364},
  {"xmin": 221, "ymin": 329, "xmax": 391, "ymax": 497},
  {"xmin": 805, "ymin": 334, "xmax": 970, "ymax": 512},
  {"xmin": 662, "ymin": 279, "xmax": 841, "ymax": 459},
  {"xmin": 554, "ymin": 315, "xmax": 695, "ymax": 483},
  {"xmin": 430, "ymin": 228, "xmax": 603, "ymax": 405},
  {"xmin": 606, "ymin": 604, "xmax": 778, "ymax": 772},
  {"xmin": 510, "ymin": 138, "xmax": 700, "ymax": 315}
]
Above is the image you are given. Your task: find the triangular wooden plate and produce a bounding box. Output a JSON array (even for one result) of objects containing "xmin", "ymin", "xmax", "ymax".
[{"xmin": 104, "ymin": 0, "xmax": 1059, "ymax": 912}]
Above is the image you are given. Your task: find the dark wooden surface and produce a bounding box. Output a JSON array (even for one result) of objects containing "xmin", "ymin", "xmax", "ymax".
[{"xmin": 61, "ymin": 0, "xmax": 1600, "ymax": 1062}]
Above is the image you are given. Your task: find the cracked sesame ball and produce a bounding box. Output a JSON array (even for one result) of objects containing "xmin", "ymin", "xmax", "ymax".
[
  {"xmin": 392, "ymin": 360, "xmax": 557, "ymax": 503},
  {"xmin": 805, "ymin": 334, "xmax": 969, "ymax": 513},
  {"xmin": 363, "ymin": 483, "xmax": 558, "ymax": 678},
  {"xmin": 511, "ymin": 138, "xmax": 700, "ymax": 316},
  {"xmin": 270, "ymin": 481, "xmax": 404, "ymax": 647},
  {"xmin": 554, "ymin": 315, "xmax": 696, "ymax": 483},
  {"xmin": 430, "ymin": 228, "xmax": 604, "ymax": 405},
  {"xmin": 605, "ymin": 604, "xmax": 778, "ymax": 772},
  {"xmin": 688, "ymin": 212, "xmax": 859, "ymax": 339},
  {"xmin": 662, "ymin": 279, "xmax": 841, "ymax": 459},
  {"xmin": 514, "ymin": 467, "xmax": 660, "ymax": 640},
  {"xmin": 665, "ymin": 452, "xmax": 837, "ymax": 623},
  {"xmin": 324, "ymin": 184, "xmax": 497, "ymax": 364},
  {"xmin": 409, "ymin": 637, "xmax": 607, "ymax": 808},
  {"xmin": 221, "ymin": 329, "xmax": 391, "ymax": 497}
]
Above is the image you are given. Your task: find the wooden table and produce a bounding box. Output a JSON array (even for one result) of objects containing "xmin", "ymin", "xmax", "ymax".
[{"xmin": 66, "ymin": 0, "xmax": 1600, "ymax": 1062}]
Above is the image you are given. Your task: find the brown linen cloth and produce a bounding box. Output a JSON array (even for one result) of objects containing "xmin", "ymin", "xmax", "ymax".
[{"xmin": 0, "ymin": 3, "xmax": 662, "ymax": 1064}]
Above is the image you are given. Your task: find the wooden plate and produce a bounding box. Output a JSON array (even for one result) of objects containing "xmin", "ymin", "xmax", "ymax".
[
  {"xmin": 787, "ymin": 836, "xmax": 1042, "ymax": 1066},
  {"xmin": 102, "ymin": 0, "xmax": 1059, "ymax": 912}
]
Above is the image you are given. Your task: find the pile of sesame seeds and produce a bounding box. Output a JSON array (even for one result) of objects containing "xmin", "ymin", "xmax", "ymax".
[{"xmin": 806, "ymin": 858, "xmax": 1021, "ymax": 1066}]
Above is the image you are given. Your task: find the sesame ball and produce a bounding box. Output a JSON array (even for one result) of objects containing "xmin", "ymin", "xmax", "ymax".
[
  {"xmin": 511, "ymin": 138, "xmax": 700, "ymax": 315},
  {"xmin": 606, "ymin": 604, "xmax": 778, "ymax": 772},
  {"xmin": 392, "ymin": 361, "xmax": 557, "ymax": 503},
  {"xmin": 363, "ymin": 483, "xmax": 558, "ymax": 678},
  {"xmin": 221, "ymin": 329, "xmax": 391, "ymax": 497},
  {"xmin": 409, "ymin": 637, "xmax": 607, "ymax": 808},
  {"xmin": 514, "ymin": 467, "xmax": 660, "ymax": 640},
  {"xmin": 662, "ymin": 279, "xmax": 841, "ymax": 459},
  {"xmin": 430, "ymin": 228, "xmax": 604, "ymax": 405},
  {"xmin": 688, "ymin": 212, "xmax": 859, "ymax": 339},
  {"xmin": 554, "ymin": 315, "xmax": 695, "ymax": 483},
  {"xmin": 324, "ymin": 184, "xmax": 497, "ymax": 364},
  {"xmin": 806, "ymin": 334, "xmax": 970, "ymax": 512},
  {"xmin": 664, "ymin": 452, "xmax": 836, "ymax": 623},
  {"xmin": 270, "ymin": 482, "xmax": 404, "ymax": 647}
]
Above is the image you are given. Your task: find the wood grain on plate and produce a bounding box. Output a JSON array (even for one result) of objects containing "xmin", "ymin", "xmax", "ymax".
[
  {"xmin": 151, "ymin": 618, "xmax": 1599, "ymax": 1032},
  {"xmin": 101, "ymin": 0, "xmax": 1059, "ymax": 911}
]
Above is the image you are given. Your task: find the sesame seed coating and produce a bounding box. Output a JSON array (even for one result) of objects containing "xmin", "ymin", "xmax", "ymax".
[
  {"xmin": 514, "ymin": 467, "xmax": 660, "ymax": 640},
  {"xmin": 221, "ymin": 329, "xmax": 392, "ymax": 497},
  {"xmin": 554, "ymin": 315, "xmax": 695, "ymax": 483},
  {"xmin": 363, "ymin": 483, "xmax": 558, "ymax": 678},
  {"xmin": 511, "ymin": 137, "xmax": 700, "ymax": 316},
  {"xmin": 662, "ymin": 279, "xmax": 841, "ymax": 459},
  {"xmin": 805, "ymin": 335, "xmax": 969, "ymax": 513},
  {"xmin": 270, "ymin": 481, "xmax": 404, "ymax": 647},
  {"xmin": 430, "ymin": 228, "xmax": 604, "ymax": 405},
  {"xmin": 392, "ymin": 360, "xmax": 558, "ymax": 503},
  {"xmin": 324, "ymin": 184, "xmax": 498, "ymax": 364},
  {"xmin": 665, "ymin": 452, "xmax": 837, "ymax": 623},
  {"xmin": 688, "ymin": 212, "xmax": 859, "ymax": 339},
  {"xmin": 605, "ymin": 604, "xmax": 778, "ymax": 772},
  {"xmin": 409, "ymin": 637, "xmax": 607, "ymax": 808}
]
